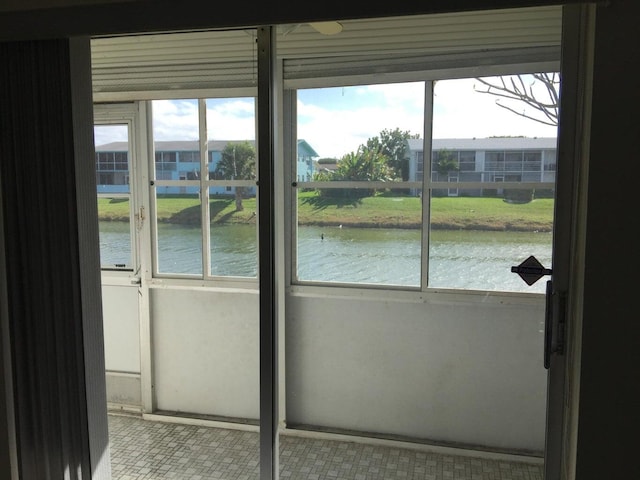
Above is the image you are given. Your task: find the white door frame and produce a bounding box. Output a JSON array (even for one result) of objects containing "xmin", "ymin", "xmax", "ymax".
[
  {"xmin": 94, "ymin": 102, "xmax": 154, "ymax": 414},
  {"xmin": 544, "ymin": 5, "xmax": 595, "ymax": 480}
]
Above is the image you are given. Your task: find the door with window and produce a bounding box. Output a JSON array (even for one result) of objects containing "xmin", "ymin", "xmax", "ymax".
[{"xmin": 93, "ymin": 103, "xmax": 146, "ymax": 410}]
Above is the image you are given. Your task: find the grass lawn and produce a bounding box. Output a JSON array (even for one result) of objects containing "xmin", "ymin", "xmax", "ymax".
[{"xmin": 97, "ymin": 191, "xmax": 554, "ymax": 232}]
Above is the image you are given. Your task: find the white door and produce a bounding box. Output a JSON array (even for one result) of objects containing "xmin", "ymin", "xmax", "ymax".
[{"xmin": 93, "ymin": 102, "xmax": 150, "ymax": 411}]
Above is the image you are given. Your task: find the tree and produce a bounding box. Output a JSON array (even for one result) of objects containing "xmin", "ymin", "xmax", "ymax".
[
  {"xmin": 364, "ymin": 128, "xmax": 419, "ymax": 180},
  {"xmin": 334, "ymin": 148, "xmax": 393, "ymax": 182},
  {"xmin": 433, "ymin": 149, "xmax": 459, "ymax": 176},
  {"xmin": 315, "ymin": 147, "xmax": 393, "ymax": 198},
  {"xmin": 474, "ymin": 73, "xmax": 559, "ymax": 126},
  {"xmin": 214, "ymin": 141, "xmax": 256, "ymax": 211},
  {"xmin": 312, "ymin": 127, "xmax": 419, "ymax": 198}
]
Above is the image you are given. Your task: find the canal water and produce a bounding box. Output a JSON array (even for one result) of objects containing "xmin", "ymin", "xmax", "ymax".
[{"xmin": 99, "ymin": 222, "xmax": 552, "ymax": 293}]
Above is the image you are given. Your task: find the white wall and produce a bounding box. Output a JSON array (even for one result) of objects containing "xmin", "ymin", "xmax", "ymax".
[
  {"xmin": 102, "ymin": 284, "xmax": 140, "ymax": 373},
  {"xmin": 104, "ymin": 282, "xmax": 547, "ymax": 453},
  {"xmin": 102, "ymin": 283, "xmax": 142, "ymax": 406},
  {"xmin": 285, "ymin": 290, "xmax": 547, "ymax": 453},
  {"xmin": 150, "ymin": 287, "xmax": 260, "ymax": 419}
]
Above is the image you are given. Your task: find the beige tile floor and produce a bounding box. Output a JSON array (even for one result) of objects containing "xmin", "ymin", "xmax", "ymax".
[{"xmin": 108, "ymin": 413, "xmax": 543, "ymax": 480}]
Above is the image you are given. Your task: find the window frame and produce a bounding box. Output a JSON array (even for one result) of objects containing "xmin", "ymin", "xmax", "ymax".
[
  {"xmin": 93, "ymin": 105, "xmax": 139, "ymax": 276},
  {"xmin": 148, "ymin": 93, "xmax": 261, "ymax": 285},
  {"xmin": 285, "ymin": 62, "xmax": 559, "ymax": 294}
]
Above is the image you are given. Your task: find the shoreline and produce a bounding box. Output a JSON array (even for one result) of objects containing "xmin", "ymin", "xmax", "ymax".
[{"xmin": 99, "ymin": 216, "xmax": 553, "ymax": 232}]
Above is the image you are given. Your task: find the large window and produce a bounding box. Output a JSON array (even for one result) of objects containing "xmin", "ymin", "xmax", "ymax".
[
  {"xmin": 292, "ymin": 73, "xmax": 558, "ymax": 293},
  {"xmin": 151, "ymin": 97, "xmax": 258, "ymax": 279}
]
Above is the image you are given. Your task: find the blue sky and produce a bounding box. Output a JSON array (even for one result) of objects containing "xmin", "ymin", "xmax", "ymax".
[{"xmin": 95, "ymin": 75, "xmax": 558, "ymax": 159}]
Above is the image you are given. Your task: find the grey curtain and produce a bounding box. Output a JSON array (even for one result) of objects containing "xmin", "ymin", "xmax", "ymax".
[{"xmin": 0, "ymin": 38, "xmax": 109, "ymax": 480}]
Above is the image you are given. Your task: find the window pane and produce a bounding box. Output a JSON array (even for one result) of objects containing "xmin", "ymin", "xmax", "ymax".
[
  {"xmin": 152, "ymin": 99, "xmax": 200, "ymax": 181},
  {"xmin": 296, "ymin": 189, "xmax": 421, "ymax": 287},
  {"xmin": 524, "ymin": 152, "xmax": 542, "ymax": 172},
  {"xmin": 97, "ymin": 198, "xmax": 131, "ymax": 269},
  {"xmin": 209, "ymin": 189, "xmax": 258, "ymax": 277},
  {"xmin": 459, "ymin": 151, "xmax": 476, "ymax": 171},
  {"xmin": 206, "ymin": 98, "xmax": 258, "ymax": 278},
  {"xmin": 152, "ymin": 99, "xmax": 203, "ymax": 275},
  {"xmin": 95, "ymin": 125, "xmax": 130, "ymax": 194},
  {"xmin": 298, "ymin": 83, "xmax": 424, "ymax": 180},
  {"xmin": 94, "ymin": 124, "xmax": 132, "ymax": 269},
  {"xmin": 430, "ymin": 74, "xmax": 558, "ymax": 293},
  {"xmin": 428, "ymin": 191, "xmax": 553, "ymax": 293},
  {"xmin": 295, "ymin": 83, "xmax": 424, "ymax": 286},
  {"xmin": 155, "ymin": 193, "xmax": 203, "ymax": 275}
]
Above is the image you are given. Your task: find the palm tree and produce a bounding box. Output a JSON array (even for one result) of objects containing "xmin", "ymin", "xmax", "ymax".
[
  {"xmin": 318, "ymin": 147, "xmax": 393, "ymax": 198},
  {"xmin": 214, "ymin": 141, "xmax": 256, "ymax": 211}
]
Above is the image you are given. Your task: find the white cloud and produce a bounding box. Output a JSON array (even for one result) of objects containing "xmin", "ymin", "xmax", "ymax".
[
  {"xmin": 298, "ymin": 106, "xmax": 421, "ymax": 159},
  {"xmin": 206, "ymin": 98, "xmax": 256, "ymax": 140},
  {"xmin": 364, "ymin": 82, "xmax": 426, "ymax": 105},
  {"xmin": 150, "ymin": 98, "xmax": 257, "ymax": 141},
  {"xmin": 151, "ymin": 99, "xmax": 199, "ymax": 140}
]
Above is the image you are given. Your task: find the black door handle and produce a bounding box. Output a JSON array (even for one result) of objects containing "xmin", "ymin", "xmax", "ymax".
[
  {"xmin": 511, "ymin": 256, "xmax": 556, "ymax": 369},
  {"xmin": 544, "ymin": 280, "xmax": 553, "ymax": 370}
]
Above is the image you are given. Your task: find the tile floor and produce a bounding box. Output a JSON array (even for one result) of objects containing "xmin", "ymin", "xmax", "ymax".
[{"xmin": 108, "ymin": 413, "xmax": 543, "ymax": 480}]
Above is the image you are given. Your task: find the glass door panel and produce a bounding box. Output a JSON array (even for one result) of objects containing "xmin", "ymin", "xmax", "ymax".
[
  {"xmin": 280, "ymin": 13, "xmax": 560, "ymax": 480},
  {"xmin": 94, "ymin": 123, "xmax": 133, "ymax": 270},
  {"xmin": 430, "ymin": 75, "xmax": 558, "ymax": 294}
]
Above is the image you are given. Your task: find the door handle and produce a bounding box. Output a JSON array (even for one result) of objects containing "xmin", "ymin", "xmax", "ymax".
[
  {"xmin": 511, "ymin": 256, "xmax": 561, "ymax": 370},
  {"xmin": 544, "ymin": 280, "xmax": 553, "ymax": 369}
]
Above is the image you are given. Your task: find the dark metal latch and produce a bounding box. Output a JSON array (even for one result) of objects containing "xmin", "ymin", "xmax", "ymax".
[{"xmin": 511, "ymin": 255, "xmax": 552, "ymax": 286}]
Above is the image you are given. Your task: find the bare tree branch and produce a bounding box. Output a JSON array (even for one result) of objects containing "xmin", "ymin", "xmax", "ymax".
[{"xmin": 474, "ymin": 73, "xmax": 559, "ymax": 127}]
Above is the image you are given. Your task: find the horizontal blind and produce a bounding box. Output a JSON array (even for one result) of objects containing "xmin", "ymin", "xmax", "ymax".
[
  {"xmin": 91, "ymin": 5, "xmax": 562, "ymax": 98},
  {"xmin": 282, "ymin": 6, "xmax": 562, "ymax": 83},
  {"xmin": 91, "ymin": 28, "xmax": 259, "ymax": 97}
]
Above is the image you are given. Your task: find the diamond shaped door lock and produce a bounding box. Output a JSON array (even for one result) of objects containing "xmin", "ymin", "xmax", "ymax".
[{"xmin": 511, "ymin": 255, "xmax": 552, "ymax": 286}]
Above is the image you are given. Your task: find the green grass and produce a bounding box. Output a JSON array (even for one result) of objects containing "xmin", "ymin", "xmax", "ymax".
[
  {"xmin": 97, "ymin": 191, "xmax": 554, "ymax": 232},
  {"xmin": 97, "ymin": 196, "xmax": 258, "ymax": 224},
  {"xmin": 429, "ymin": 196, "xmax": 553, "ymax": 231},
  {"xmin": 295, "ymin": 191, "xmax": 553, "ymax": 231}
]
